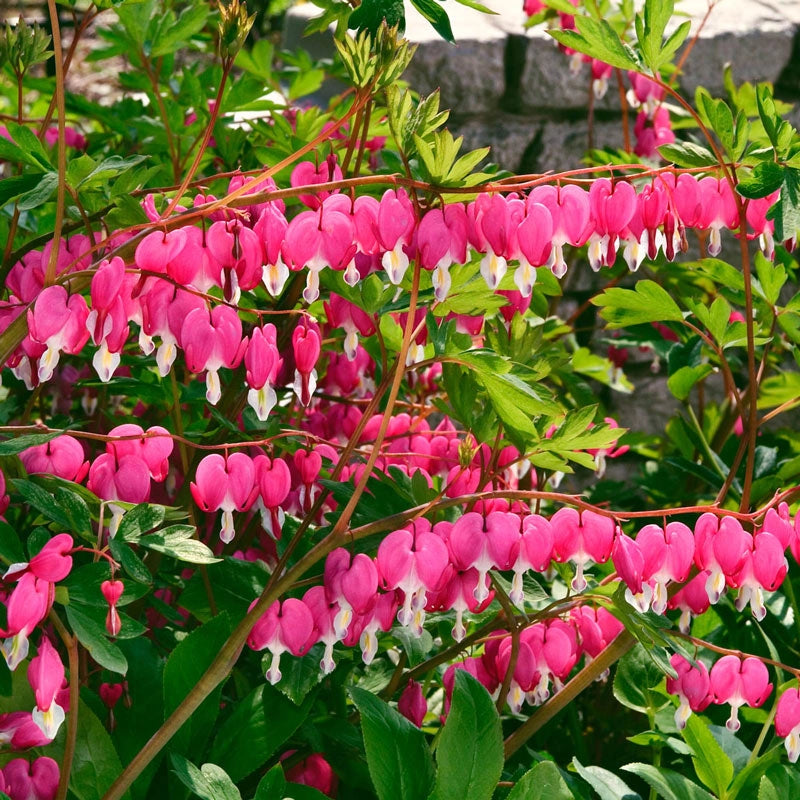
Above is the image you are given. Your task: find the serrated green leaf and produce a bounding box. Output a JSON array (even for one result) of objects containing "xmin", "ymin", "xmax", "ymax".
[
  {"xmin": 593, "ymin": 280, "xmax": 684, "ymax": 329},
  {"xmin": 550, "ymin": 16, "xmax": 639, "ymax": 71}
]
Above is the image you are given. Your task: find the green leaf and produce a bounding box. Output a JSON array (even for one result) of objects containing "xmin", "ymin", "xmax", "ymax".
[
  {"xmin": 350, "ymin": 686, "xmax": 435, "ymax": 800},
  {"xmin": 658, "ymin": 142, "xmax": 717, "ymax": 168},
  {"xmin": 507, "ymin": 761, "xmax": 574, "ymax": 800},
  {"xmin": 432, "ymin": 670, "xmax": 503, "ymax": 800},
  {"xmin": 613, "ymin": 644, "xmax": 668, "ymax": 714},
  {"xmin": 0, "ymin": 174, "xmax": 44, "ymax": 208},
  {"xmin": 108, "ymin": 538, "xmax": 152, "ymax": 585},
  {"xmin": 5, "ymin": 122, "xmax": 53, "ymax": 170},
  {"xmin": 11, "ymin": 478, "xmax": 71, "ymax": 527},
  {"xmin": 70, "ymin": 700, "xmax": 129, "ymax": 800},
  {"xmin": 139, "ymin": 525, "xmax": 220, "ymax": 564},
  {"xmin": 209, "ymin": 683, "xmax": 316, "ymax": 782},
  {"xmin": 657, "ymin": 20, "xmax": 691, "ymax": 68},
  {"xmin": 757, "ymin": 763, "xmax": 800, "ymax": 800},
  {"xmin": 550, "ymin": 16, "xmax": 639, "ymax": 71},
  {"xmin": 0, "ymin": 521, "xmax": 27, "ymax": 566},
  {"xmin": 667, "ymin": 364, "xmax": 714, "ymax": 401},
  {"xmin": 55, "ymin": 487, "xmax": 92, "ymax": 538},
  {"xmin": 163, "ymin": 613, "xmax": 231, "ymax": 755},
  {"xmin": 170, "ymin": 754, "xmax": 242, "ymax": 800},
  {"xmin": 621, "ymin": 764, "xmax": 716, "ymax": 800},
  {"xmin": 767, "ymin": 166, "xmax": 800, "ymax": 242},
  {"xmin": 66, "ymin": 605, "xmax": 128, "ymax": 675},
  {"xmin": 682, "ymin": 715, "xmax": 734, "ymax": 797},
  {"xmin": 410, "ymin": 0, "xmax": 454, "ymax": 42},
  {"xmin": 116, "ymin": 503, "xmax": 166, "ymax": 541},
  {"xmin": 0, "ymin": 430, "xmax": 63, "ymax": 455},
  {"xmin": 17, "ymin": 171, "xmax": 58, "ymax": 211},
  {"xmin": 572, "ymin": 758, "xmax": 642, "ymax": 800},
  {"xmin": 737, "ymin": 162, "xmax": 784, "ymax": 200},
  {"xmin": 254, "ymin": 766, "xmax": 286, "ymax": 800},
  {"xmin": 640, "ymin": 0, "xmax": 673, "ymax": 70},
  {"xmin": 592, "ymin": 280, "xmax": 684, "ymax": 329},
  {"xmin": 349, "ymin": 0, "xmax": 405, "ymax": 34}
]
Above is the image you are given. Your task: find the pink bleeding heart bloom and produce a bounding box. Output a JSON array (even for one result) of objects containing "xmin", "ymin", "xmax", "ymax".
[
  {"xmin": 206, "ymin": 219, "xmax": 263, "ymax": 303},
  {"xmin": 508, "ymin": 513, "xmax": 553, "ymax": 606},
  {"xmin": 398, "ymin": 679, "xmax": 427, "ymax": 727},
  {"xmin": 87, "ymin": 453, "xmax": 151, "ymax": 537},
  {"xmin": 87, "ymin": 257, "xmax": 126, "ymax": 344},
  {"xmin": 633, "ymin": 107, "xmax": 675, "ymax": 159},
  {"xmin": 551, "ymin": 507, "xmax": 616, "ymax": 591},
  {"xmin": 426, "ymin": 565, "xmax": 493, "ymax": 642},
  {"xmin": 0, "ymin": 471, "xmax": 8, "ymax": 519},
  {"xmin": 693, "ymin": 513, "xmax": 751, "ymax": 604},
  {"xmin": 627, "ymin": 72, "xmax": 665, "ymax": 110},
  {"xmin": 292, "ymin": 319, "xmax": 322, "ymax": 407},
  {"xmin": 190, "ymin": 453, "xmax": 257, "ymax": 544},
  {"xmin": 284, "ymin": 753, "xmax": 337, "ymax": 798},
  {"xmin": 612, "ymin": 533, "xmax": 651, "ymax": 612},
  {"xmin": 515, "ymin": 201, "xmax": 553, "ymax": 296},
  {"xmin": 247, "ymin": 598, "xmax": 315, "ymax": 684},
  {"xmin": 696, "ymin": 176, "xmax": 738, "ymax": 257},
  {"xmin": 284, "ymin": 204, "xmax": 356, "ymax": 303},
  {"xmin": 101, "ymin": 579, "xmax": 124, "ymax": 637},
  {"xmin": 166, "ymin": 226, "xmax": 223, "ymax": 293},
  {"xmin": 591, "ymin": 59, "xmax": 613, "ymax": 98},
  {"xmin": 587, "ymin": 179, "xmax": 637, "ymax": 271},
  {"xmin": 665, "ymin": 654, "xmax": 712, "ymax": 729},
  {"xmin": 107, "ymin": 424, "xmax": 173, "ymax": 483},
  {"xmin": 667, "ymin": 570, "xmax": 711, "ymax": 633},
  {"xmin": 244, "ymin": 324, "xmax": 283, "ymax": 421},
  {"xmin": 181, "ymin": 304, "xmax": 245, "ymax": 405},
  {"xmin": 416, "ymin": 205, "xmax": 469, "ymax": 301},
  {"xmin": 746, "ymin": 192, "xmax": 779, "ymax": 260},
  {"xmin": 709, "ymin": 655, "xmax": 772, "ymax": 732},
  {"xmin": 99, "ymin": 682, "xmax": 124, "ymax": 710},
  {"xmin": 324, "ymin": 294, "xmax": 377, "ymax": 362},
  {"xmin": 469, "ymin": 195, "xmax": 525, "ymax": 292},
  {"xmin": 20, "ymin": 435, "xmax": 89, "ymax": 483},
  {"xmin": 27, "ymin": 638, "xmax": 66, "ymax": 740},
  {"xmin": 0, "ymin": 712, "xmax": 53, "ymax": 750},
  {"xmin": 27, "ymin": 286, "xmax": 90, "ymax": 384},
  {"xmin": 294, "ymin": 450, "xmax": 322, "ymax": 512},
  {"xmin": 728, "ymin": 530, "xmax": 787, "ymax": 621},
  {"xmin": 0, "ymin": 574, "xmax": 54, "ymax": 670},
  {"xmin": 290, "ymin": 155, "xmax": 343, "ymax": 210},
  {"xmin": 254, "ymin": 203, "xmax": 291, "ymax": 296},
  {"xmin": 3, "ymin": 756, "xmax": 60, "ymax": 800},
  {"xmin": 324, "ymin": 549, "xmax": 379, "ymax": 638},
  {"xmin": 776, "ymin": 687, "xmax": 800, "ymax": 763},
  {"xmin": 376, "ymin": 189, "xmax": 417, "ymax": 286},
  {"xmin": 45, "ymin": 125, "xmax": 87, "ymax": 150},
  {"xmin": 254, "ymin": 455, "xmax": 291, "ymax": 539},
  {"xmin": 134, "ymin": 229, "xmax": 188, "ymax": 282},
  {"xmin": 570, "ymin": 606, "xmax": 622, "ymax": 661},
  {"xmin": 4, "ymin": 533, "xmax": 74, "ymax": 584},
  {"xmin": 528, "ymin": 184, "xmax": 590, "ymax": 278},
  {"xmin": 634, "ymin": 522, "xmax": 695, "ymax": 614},
  {"xmin": 345, "ymin": 590, "xmax": 397, "ymax": 665},
  {"xmin": 376, "ymin": 520, "xmax": 450, "ymax": 634},
  {"xmin": 442, "ymin": 658, "xmax": 499, "ymax": 716},
  {"xmin": 302, "ymin": 585, "xmax": 341, "ymax": 674},
  {"xmin": 446, "ymin": 511, "xmax": 519, "ymax": 604}
]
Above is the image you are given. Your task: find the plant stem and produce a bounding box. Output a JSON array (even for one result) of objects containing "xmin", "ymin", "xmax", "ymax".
[{"xmin": 50, "ymin": 612, "xmax": 79, "ymax": 800}]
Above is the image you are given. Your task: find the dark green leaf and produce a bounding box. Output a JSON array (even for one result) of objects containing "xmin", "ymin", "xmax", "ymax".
[
  {"xmin": 66, "ymin": 605, "xmax": 128, "ymax": 675},
  {"xmin": 432, "ymin": 671, "xmax": 503, "ymax": 800},
  {"xmin": 621, "ymin": 763, "xmax": 716, "ymax": 800},
  {"xmin": 349, "ymin": 0, "xmax": 405, "ymax": 34},
  {"xmin": 11, "ymin": 478, "xmax": 71, "ymax": 527},
  {"xmin": 70, "ymin": 700, "xmax": 128, "ymax": 800},
  {"xmin": 682, "ymin": 715, "xmax": 734, "ymax": 797},
  {"xmin": 0, "ymin": 430, "xmax": 63, "ymax": 455},
  {"xmin": 350, "ymin": 686, "xmax": 435, "ymax": 800},
  {"xmin": 410, "ymin": 0, "xmax": 454, "ymax": 42},
  {"xmin": 658, "ymin": 142, "xmax": 717, "ymax": 168},
  {"xmin": 17, "ymin": 171, "xmax": 58, "ymax": 210},
  {"xmin": 506, "ymin": 761, "xmax": 574, "ymax": 800},
  {"xmin": 737, "ymin": 162, "xmax": 784, "ymax": 200},
  {"xmin": 572, "ymin": 758, "xmax": 642, "ymax": 800},
  {"xmin": 0, "ymin": 521, "xmax": 26, "ymax": 566},
  {"xmin": 117, "ymin": 504, "xmax": 166, "ymax": 541}
]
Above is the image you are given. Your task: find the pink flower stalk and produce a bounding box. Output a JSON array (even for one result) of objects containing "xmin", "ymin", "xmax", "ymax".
[
  {"xmin": 398, "ymin": 679, "xmax": 427, "ymax": 727},
  {"xmin": 587, "ymin": 179, "xmax": 637, "ymax": 271},
  {"xmin": 3, "ymin": 757, "xmax": 60, "ymax": 800},
  {"xmin": 776, "ymin": 688, "xmax": 800, "ymax": 763},
  {"xmin": 665, "ymin": 654, "xmax": 712, "ymax": 729},
  {"xmin": 292, "ymin": 319, "xmax": 322, "ymax": 407},
  {"xmin": 290, "ymin": 155, "xmax": 343, "ymax": 210},
  {"xmin": 244, "ymin": 324, "xmax": 282, "ymax": 420},
  {"xmin": 101, "ymin": 579, "xmax": 124, "ymax": 636},
  {"xmin": 324, "ymin": 549, "xmax": 379, "ymax": 638},
  {"xmin": 181, "ymin": 304, "xmax": 245, "ymax": 404},
  {"xmin": 551, "ymin": 507, "xmax": 616, "ymax": 591},
  {"xmin": 693, "ymin": 513, "xmax": 751, "ymax": 604},
  {"xmin": 190, "ymin": 453, "xmax": 257, "ymax": 544},
  {"xmin": 27, "ymin": 638, "xmax": 66, "ymax": 739},
  {"xmin": 709, "ymin": 655, "xmax": 772, "ymax": 732},
  {"xmin": 376, "ymin": 189, "xmax": 417, "ymax": 286},
  {"xmin": 247, "ymin": 598, "xmax": 315, "ymax": 684},
  {"xmin": 254, "ymin": 455, "xmax": 291, "ymax": 539},
  {"xmin": 0, "ymin": 574, "xmax": 54, "ymax": 670},
  {"xmin": 27, "ymin": 286, "xmax": 90, "ymax": 383},
  {"xmin": 668, "ymin": 570, "xmax": 711, "ymax": 633},
  {"xmin": 528, "ymin": 184, "xmax": 590, "ymax": 278},
  {"xmin": 376, "ymin": 520, "xmax": 450, "ymax": 634},
  {"xmin": 20, "ymin": 436, "xmax": 89, "ymax": 483}
]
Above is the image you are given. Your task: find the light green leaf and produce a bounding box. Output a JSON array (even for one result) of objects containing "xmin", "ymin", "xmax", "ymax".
[
  {"xmin": 593, "ymin": 280, "xmax": 684, "ymax": 329},
  {"xmin": 572, "ymin": 758, "xmax": 642, "ymax": 800},
  {"xmin": 682, "ymin": 715, "xmax": 734, "ymax": 797},
  {"xmin": 621, "ymin": 763, "xmax": 716, "ymax": 800},
  {"xmin": 170, "ymin": 754, "xmax": 242, "ymax": 800},
  {"xmin": 507, "ymin": 761, "xmax": 574, "ymax": 800}
]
